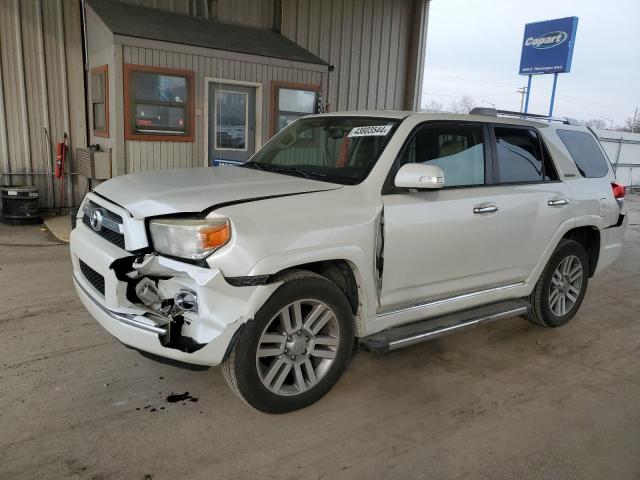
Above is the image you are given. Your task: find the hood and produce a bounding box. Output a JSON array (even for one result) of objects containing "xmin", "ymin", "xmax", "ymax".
[{"xmin": 94, "ymin": 167, "xmax": 341, "ymax": 218}]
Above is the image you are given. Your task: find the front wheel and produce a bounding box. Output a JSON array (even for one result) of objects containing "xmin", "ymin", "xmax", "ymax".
[
  {"xmin": 526, "ymin": 239, "xmax": 589, "ymax": 328},
  {"xmin": 221, "ymin": 270, "xmax": 354, "ymax": 413}
]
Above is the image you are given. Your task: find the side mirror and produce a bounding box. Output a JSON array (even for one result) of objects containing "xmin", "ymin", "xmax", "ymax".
[{"xmin": 394, "ymin": 163, "xmax": 444, "ymax": 189}]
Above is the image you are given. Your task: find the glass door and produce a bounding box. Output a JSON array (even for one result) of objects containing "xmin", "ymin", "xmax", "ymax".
[{"xmin": 209, "ymin": 83, "xmax": 256, "ymax": 166}]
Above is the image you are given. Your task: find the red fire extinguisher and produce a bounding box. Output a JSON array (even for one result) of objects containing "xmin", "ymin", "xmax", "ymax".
[
  {"xmin": 55, "ymin": 133, "xmax": 68, "ymax": 211},
  {"xmin": 55, "ymin": 135, "xmax": 67, "ymax": 179}
]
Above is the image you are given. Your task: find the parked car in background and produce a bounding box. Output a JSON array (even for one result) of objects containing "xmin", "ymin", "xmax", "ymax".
[{"xmin": 70, "ymin": 108, "xmax": 627, "ymax": 413}]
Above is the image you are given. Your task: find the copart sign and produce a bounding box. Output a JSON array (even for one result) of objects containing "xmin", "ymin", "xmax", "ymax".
[{"xmin": 519, "ymin": 17, "xmax": 578, "ymax": 75}]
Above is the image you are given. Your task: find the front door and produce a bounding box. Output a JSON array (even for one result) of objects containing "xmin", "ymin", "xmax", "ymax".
[
  {"xmin": 208, "ymin": 83, "xmax": 256, "ymax": 166},
  {"xmin": 380, "ymin": 122, "xmax": 503, "ymax": 310}
]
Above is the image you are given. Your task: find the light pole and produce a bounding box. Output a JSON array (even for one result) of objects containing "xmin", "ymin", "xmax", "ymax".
[{"xmin": 517, "ymin": 86, "xmax": 528, "ymax": 112}]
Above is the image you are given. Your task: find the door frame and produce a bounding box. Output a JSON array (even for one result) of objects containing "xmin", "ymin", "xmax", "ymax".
[{"xmin": 203, "ymin": 77, "xmax": 263, "ymax": 167}]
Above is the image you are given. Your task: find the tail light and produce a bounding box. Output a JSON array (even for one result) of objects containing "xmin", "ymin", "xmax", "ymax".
[
  {"xmin": 612, "ymin": 182, "xmax": 626, "ymax": 199},
  {"xmin": 612, "ymin": 182, "xmax": 626, "ymax": 208}
]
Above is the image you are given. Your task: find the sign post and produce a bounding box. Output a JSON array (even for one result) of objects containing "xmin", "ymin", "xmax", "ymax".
[{"xmin": 519, "ymin": 16, "xmax": 578, "ymax": 116}]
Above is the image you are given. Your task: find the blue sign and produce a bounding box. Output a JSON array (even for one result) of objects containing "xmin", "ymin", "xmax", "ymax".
[
  {"xmin": 519, "ymin": 16, "xmax": 578, "ymax": 75},
  {"xmin": 211, "ymin": 157, "xmax": 244, "ymax": 167}
]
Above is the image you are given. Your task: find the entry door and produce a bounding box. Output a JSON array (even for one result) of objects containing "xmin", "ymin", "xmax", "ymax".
[
  {"xmin": 380, "ymin": 122, "xmax": 502, "ymax": 310},
  {"xmin": 209, "ymin": 83, "xmax": 256, "ymax": 166}
]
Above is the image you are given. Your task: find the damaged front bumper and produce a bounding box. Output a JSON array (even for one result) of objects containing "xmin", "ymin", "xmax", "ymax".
[{"xmin": 70, "ymin": 220, "xmax": 279, "ymax": 366}]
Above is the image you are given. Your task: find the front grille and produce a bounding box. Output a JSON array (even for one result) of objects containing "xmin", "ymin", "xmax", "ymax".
[
  {"xmin": 82, "ymin": 214, "xmax": 126, "ymax": 249},
  {"xmin": 80, "ymin": 260, "xmax": 105, "ymax": 296}
]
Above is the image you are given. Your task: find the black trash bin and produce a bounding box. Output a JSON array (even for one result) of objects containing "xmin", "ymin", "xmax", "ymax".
[{"xmin": 0, "ymin": 185, "xmax": 42, "ymax": 225}]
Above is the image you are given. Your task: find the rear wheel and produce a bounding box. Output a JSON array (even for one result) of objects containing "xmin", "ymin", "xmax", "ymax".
[
  {"xmin": 221, "ymin": 270, "xmax": 354, "ymax": 413},
  {"xmin": 526, "ymin": 239, "xmax": 589, "ymax": 327}
]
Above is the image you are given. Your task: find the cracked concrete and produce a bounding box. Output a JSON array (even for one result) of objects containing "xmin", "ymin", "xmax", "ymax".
[{"xmin": 1, "ymin": 196, "xmax": 639, "ymax": 480}]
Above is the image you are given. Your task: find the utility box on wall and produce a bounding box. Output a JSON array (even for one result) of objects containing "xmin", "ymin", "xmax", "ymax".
[{"xmin": 77, "ymin": 147, "xmax": 112, "ymax": 180}]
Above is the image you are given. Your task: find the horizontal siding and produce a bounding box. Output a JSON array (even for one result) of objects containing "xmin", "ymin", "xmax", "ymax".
[
  {"xmin": 281, "ymin": 0, "xmax": 413, "ymax": 112},
  {"xmin": 0, "ymin": 0, "xmax": 87, "ymax": 209},
  {"xmin": 122, "ymin": 44, "xmax": 324, "ymax": 173}
]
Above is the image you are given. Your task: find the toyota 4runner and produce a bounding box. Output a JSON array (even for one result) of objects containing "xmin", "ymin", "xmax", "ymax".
[{"xmin": 70, "ymin": 108, "xmax": 627, "ymax": 413}]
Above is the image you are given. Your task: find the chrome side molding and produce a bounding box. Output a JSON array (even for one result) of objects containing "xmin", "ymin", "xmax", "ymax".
[{"xmin": 377, "ymin": 282, "xmax": 526, "ymax": 318}]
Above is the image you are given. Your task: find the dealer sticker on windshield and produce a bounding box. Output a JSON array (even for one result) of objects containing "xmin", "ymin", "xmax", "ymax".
[{"xmin": 348, "ymin": 125, "xmax": 394, "ymax": 137}]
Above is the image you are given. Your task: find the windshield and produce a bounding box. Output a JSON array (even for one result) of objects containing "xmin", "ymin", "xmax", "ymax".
[{"xmin": 241, "ymin": 117, "xmax": 401, "ymax": 185}]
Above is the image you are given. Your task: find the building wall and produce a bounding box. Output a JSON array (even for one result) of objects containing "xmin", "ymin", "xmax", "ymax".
[
  {"xmin": 596, "ymin": 129, "xmax": 640, "ymax": 189},
  {"xmin": 281, "ymin": 0, "xmax": 424, "ymax": 112},
  {"xmin": 0, "ymin": 0, "xmax": 88, "ymax": 209},
  {"xmin": 110, "ymin": 38, "xmax": 326, "ymax": 174}
]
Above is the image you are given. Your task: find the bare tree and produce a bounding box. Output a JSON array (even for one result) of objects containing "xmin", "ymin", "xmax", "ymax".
[
  {"xmin": 623, "ymin": 116, "xmax": 640, "ymax": 133},
  {"xmin": 458, "ymin": 95, "xmax": 476, "ymax": 114},
  {"xmin": 448, "ymin": 95, "xmax": 476, "ymax": 114},
  {"xmin": 423, "ymin": 100, "xmax": 444, "ymax": 113},
  {"xmin": 583, "ymin": 118, "xmax": 607, "ymax": 130}
]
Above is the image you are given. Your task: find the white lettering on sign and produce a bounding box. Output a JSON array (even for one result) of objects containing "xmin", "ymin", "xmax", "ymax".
[
  {"xmin": 348, "ymin": 125, "xmax": 393, "ymax": 137},
  {"xmin": 524, "ymin": 31, "xmax": 568, "ymax": 49}
]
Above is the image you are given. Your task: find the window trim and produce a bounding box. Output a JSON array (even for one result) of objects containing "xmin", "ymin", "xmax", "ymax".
[
  {"xmin": 91, "ymin": 65, "xmax": 109, "ymax": 138},
  {"xmin": 490, "ymin": 124, "xmax": 561, "ymax": 185},
  {"xmin": 123, "ymin": 64, "xmax": 195, "ymax": 142},
  {"xmin": 383, "ymin": 121, "xmax": 494, "ymax": 194},
  {"xmin": 270, "ymin": 81, "xmax": 321, "ymax": 136}
]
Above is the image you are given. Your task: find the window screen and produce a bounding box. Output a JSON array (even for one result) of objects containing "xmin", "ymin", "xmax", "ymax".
[
  {"xmin": 398, "ymin": 124, "xmax": 486, "ymax": 187},
  {"xmin": 556, "ymin": 129, "xmax": 609, "ymax": 178},
  {"xmin": 91, "ymin": 66, "xmax": 108, "ymax": 136}
]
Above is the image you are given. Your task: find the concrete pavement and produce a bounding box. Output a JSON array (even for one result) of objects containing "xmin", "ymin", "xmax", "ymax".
[{"xmin": 1, "ymin": 197, "xmax": 639, "ymax": 480}]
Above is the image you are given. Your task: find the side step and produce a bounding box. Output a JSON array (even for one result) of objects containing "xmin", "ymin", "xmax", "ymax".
[{"xmin": 360, "ymin": 299, "xmax": 530, "ymax": 355}]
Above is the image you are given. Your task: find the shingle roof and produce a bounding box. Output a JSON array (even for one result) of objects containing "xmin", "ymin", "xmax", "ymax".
[{"xmin": 88, "ymin": 0, "xmax": 327, "ymax": 66}]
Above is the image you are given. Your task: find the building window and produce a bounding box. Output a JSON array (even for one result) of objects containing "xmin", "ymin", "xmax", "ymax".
[
  {"xmin": 271, "ymin": 82, "xmax": 320, "ymax": 135},
  {"xmin": 124, "ymin": 64, "xmax": 195, "ymax": 142},
  {"xmin": 91, "ymin": 65, "xmax": 109, "ymax": 137}
]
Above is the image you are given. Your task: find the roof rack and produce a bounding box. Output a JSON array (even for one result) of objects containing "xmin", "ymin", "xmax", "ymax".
[{"xmin": 469, "ymin": 107, "xmax": 580, "ymax": 126}]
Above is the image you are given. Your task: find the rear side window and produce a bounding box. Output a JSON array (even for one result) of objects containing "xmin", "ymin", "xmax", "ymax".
[
  {"xmin": 398, "ymin": 123, "xmax": 486, "ymax": 187},
  {"xmin": 556, "ymin": 129, "xmax": 609, "ymax": 178},
  {"xmin": 494, "ymin": 126, "xmax": 555, "ymax": 183}
]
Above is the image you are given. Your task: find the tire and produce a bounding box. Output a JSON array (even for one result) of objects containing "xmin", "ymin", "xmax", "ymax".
[
  {"xmin": 221, "ymin": 270, "xmax": 354, "ymax": 413},
  {"xmin": 526, "ymin": 239, "xmax": 589, "ymax": 328}
]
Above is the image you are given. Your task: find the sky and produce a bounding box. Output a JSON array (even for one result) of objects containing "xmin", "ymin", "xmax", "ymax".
[{"xmin": 421, "ymin": 0, "xmax": 640, "ymax": 127}]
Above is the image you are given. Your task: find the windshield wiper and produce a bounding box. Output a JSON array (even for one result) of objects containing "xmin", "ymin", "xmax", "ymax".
[
  {"xmin": 266, "ymin": 165, "xmax": 327, "ymax": 180},
  {"xmin": 240, "ymin": 160, "xmax": 268, "ymax": 171},
  {"xmin": 242, "ymin": 162, "xmax": 327, "ymax": 180}
]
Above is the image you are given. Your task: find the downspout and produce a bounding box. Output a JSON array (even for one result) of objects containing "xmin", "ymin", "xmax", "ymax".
[{"xmin": 404, "ymin": 0, "xmax": 430, "ymax": 111}]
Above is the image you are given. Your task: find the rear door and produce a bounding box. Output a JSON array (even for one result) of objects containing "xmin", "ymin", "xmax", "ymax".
[{"xmin": 489, "ymin": 125, "xmax": 573, "ymax": 283}]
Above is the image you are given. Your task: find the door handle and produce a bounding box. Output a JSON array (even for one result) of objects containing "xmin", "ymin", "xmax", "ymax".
[
  {"xmin": 548, "ymin": 198, "xmax": 569, "ymax": 207},
  {"xmin": 473, "ymin": 203, "xmax": 498, "ymax": 215}
]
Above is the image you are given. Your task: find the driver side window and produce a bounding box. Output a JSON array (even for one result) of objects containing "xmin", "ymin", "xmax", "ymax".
[{"xmin": 398, "ymin": 123, "xmax": 486, "ymax": 187}]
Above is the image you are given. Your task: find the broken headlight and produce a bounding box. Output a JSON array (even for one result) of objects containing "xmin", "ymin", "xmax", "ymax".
[{"xmin": 149, "ymin": 217, "xmax": 231, "ymax": 260}]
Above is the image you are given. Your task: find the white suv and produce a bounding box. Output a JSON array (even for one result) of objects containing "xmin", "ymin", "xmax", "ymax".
[{"xmin": 70, "ymin": 109, "xmax": 627, "ymax": 413}]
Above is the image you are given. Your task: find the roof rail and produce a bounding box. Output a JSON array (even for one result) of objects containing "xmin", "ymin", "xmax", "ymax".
[{"xmin": 469, "ymin": 107, "xmax": 580, "ymax": 126}]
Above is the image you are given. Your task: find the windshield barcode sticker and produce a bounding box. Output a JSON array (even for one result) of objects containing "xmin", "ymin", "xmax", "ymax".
[{"xmin": 348, "ymin": 125, "xmax": 393, "ymax": 137}]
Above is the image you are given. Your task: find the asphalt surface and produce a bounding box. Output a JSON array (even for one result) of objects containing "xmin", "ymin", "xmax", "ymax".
[{"xmin": 1, "ymin": 197, "xmax": 639, "ymax": 480}]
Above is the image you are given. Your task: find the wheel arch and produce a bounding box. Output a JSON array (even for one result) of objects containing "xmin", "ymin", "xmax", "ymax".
[
  {"xmin": 562, "ymin": 226, "xmax": 600, "ymax": 277},
  {"xmin": 272, "ymin": 260, "xmax": 361, "ymax": 314}
]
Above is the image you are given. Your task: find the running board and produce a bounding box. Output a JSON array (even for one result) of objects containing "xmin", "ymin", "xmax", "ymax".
[{"xmin": 360, "ymin": 299, "xmax": 530, "ymax": 355}]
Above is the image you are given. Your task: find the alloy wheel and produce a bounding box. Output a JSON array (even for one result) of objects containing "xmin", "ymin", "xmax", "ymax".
[
  {"xmin": 255, "ymin": 299, "xmax": 340, "ymax": 396},
  {"xmin": 548, "ymin": 255, "xmax": 583, "ymax": 316}
]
